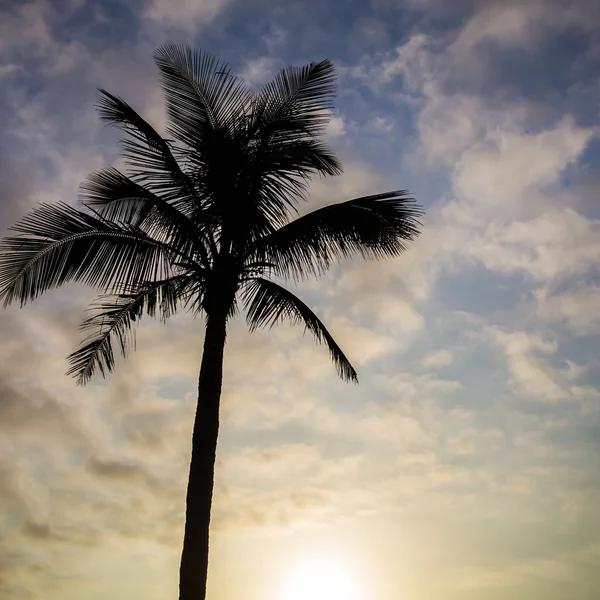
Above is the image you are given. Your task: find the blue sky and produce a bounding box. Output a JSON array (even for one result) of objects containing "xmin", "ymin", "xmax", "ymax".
[{"xmin": 1, "ymin": 1, "xmax": 599, "ymax": 599}]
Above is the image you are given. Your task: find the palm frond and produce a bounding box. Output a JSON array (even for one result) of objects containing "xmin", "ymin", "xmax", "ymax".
[
  {"xmin": 80, "ymin": 167, "xmax": 212, "ymax": 266},
  {"xmin": 243, "ymin": 277, "xmax": 357, "ymax": 382},
  {"xmin": 248, "ymin": 191, "xmax": 423, "ymax": 281},
  {"xmin": 67, "ymin": 276, "xmax": 190, "ymax": 384},
  {"xmin": 263, "ymin": 139, "xmax": 342, "ymax": 177},
  {"xmin": 96, "ymin": 90, "xmax": 201, "ymax": 212},
  {"xmin": 0, "ymin": 202, "xmax": 174, "ymax": 306},
  {"xmin": 253, "ymin": 59, "xmax": 336, "ymax": 141},
  {"xmin": 153, "ymin": 44, "xmax": 251, "ymax": 148},
  {"xmin": 222, "ymin": 139, "xmax": 343, "ymax": 248},
  {"xmin": 254, "ymin": 138, "xmax": 342, "ymax": 218}
]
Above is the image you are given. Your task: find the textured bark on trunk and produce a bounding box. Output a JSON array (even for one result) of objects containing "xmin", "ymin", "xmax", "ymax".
[{"xmin": 179, "ymin": 310, "xmax": 227, "ymax": 600}]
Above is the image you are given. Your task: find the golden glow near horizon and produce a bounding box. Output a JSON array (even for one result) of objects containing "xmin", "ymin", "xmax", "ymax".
[{"xmin": 279, "ymin": 558, "xmax": 367, "ymax": 600}]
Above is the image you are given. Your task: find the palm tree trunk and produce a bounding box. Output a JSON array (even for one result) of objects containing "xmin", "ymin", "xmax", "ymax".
[{"xmin": 179, "ymin": 309, "xmax": 227, "ymax": 600}]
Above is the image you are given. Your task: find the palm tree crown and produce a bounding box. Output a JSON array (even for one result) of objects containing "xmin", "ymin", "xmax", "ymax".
[{"xmin": 0, "ymin": 45, "xmax": 422, "ymax": 385}]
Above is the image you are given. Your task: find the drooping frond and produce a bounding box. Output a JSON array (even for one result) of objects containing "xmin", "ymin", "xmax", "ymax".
[
  {"xmin": 252, "ymin": 59, "xmax": 336, "ymax": 141},
  {"xmin": 80, "ymin": 167, "xmax": 212, "ymax": 266},
  {"xmin": 243, "ymin": 277, "xmax": 357, "ymax": 382},
  {"xmin": 153, "ymin": 45, "xmax": 251, "ymax": 148},
  {"xmin": 95, "ymin": 90, "xmax": 202, "ymax": 211},
  {"xmin": 0, "ymin": 202, "xmax": 173, "ymax": 306},
  {"xmin": 67, "ymin": 275, "xmax": 191, "ymax": 385},
  {"xmin": 248, "ymin": 191, "xmax": 423, "ymax": 281}
]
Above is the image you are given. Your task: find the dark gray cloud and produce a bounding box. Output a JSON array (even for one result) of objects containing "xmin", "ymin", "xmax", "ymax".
[
  {"xmin": 20, "ymin": 520, "xmax": 67, "ymax": 543},
  {"xmin": 0, "ymin": 384, "xmax": 80, "ymax": 438}
]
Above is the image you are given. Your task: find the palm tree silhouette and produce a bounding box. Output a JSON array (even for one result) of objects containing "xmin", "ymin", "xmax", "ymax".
[{"xmin": 0, "ymin": 46, "xmax": 422, "ymax": 600}]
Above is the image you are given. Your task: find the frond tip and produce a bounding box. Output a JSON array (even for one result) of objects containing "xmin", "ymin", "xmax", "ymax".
[
  {"xmin": 248, "ymin": 190, "xmax": 424, "ymax": 281},
  {"xmin": 153, "ymin": 44, "xmax": 251, "ymax": 146},
  {"xmin": 67, "ymin": 276, "xmax": 187, "ymax": 385},
  {"xmin": 243, "ymin": 277, "xmax": 358, "ymax": 383},
  {"xmin": 0, "ymin": 202, "xmax": 170, "ymax": 308}
]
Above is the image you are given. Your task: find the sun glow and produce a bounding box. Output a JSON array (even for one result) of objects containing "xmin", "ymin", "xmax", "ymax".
[{"xmin": 280, "ymin": 558, "xmax": 366, "ymax": 600}]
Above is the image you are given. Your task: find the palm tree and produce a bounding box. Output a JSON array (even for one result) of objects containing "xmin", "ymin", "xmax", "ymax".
[{"xmin": 0, "ymin": 45, "xmax": 422, "ymax": 600}]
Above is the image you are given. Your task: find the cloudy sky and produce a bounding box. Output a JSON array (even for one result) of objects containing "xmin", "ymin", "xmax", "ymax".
[{"xmin": 1, "ymin": 0, "xmax": 599, "ymax": 599}]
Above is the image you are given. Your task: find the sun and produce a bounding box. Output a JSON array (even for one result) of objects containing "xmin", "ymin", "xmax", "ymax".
[{"xmin": 280, "ymin": 558, "xmax": 365, "ymax": 600}]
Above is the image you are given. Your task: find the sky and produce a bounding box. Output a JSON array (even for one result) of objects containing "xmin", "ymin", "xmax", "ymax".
[{"xmin": 0, "ymin": 0, "xmax": 599, "ymax": 599}]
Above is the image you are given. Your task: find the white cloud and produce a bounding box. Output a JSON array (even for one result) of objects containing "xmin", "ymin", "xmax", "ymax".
[
  {"xmin": 452, "ymin": 118, "xmax": 595, "ymax": 217},
  {"xmin": 471, "ymin": 208, "xmax": 600, "ymax": 282},
  {"xmin": 329, "ymin": 316, "xmax": 400, "ymax": 364},
  {"xmin": 422, "ymin": 349, "xmax": 453, "ymax": 368},
  {"xmin": 241, "ymin": 56, "xmax": 280, "ymax": 87},
  {"xmin": 536, "ymin": 285, "xmax": 600, "ymax": 334},
  {"xmin": 377, "ymin": 372, "xmax": 463, "ymax": 410},
  {"xmin": 409, "ymin": 110, "xmax": 598, "ymax": 287},
  {"xmin": 306, "ymin": 157, "xmax": 388, "ymax": 211},
  {"xmin": 564, "ymin": 360, "xmax": 590, "ymax": 381},
  {"xmin": 346, "ymin": 293, "xmax": 423, "ymax": 338},
  {"xmin": 451, "ymin": 0, "xmax": 600, "ymax": 58},
  {"xmin": 361, "ymin": 409, "xmax": 432, "ymax": 447},
  {"xmin": 486, "ymin": 328, "xmax": 569, "ymax": 402},
  {"xmin": 370, "ymin": 116, "xmax": 394, "ymax": 132},
  {"xmin": 380, "ymin": 34, "xmax": 434, "ymax": 88},
  {"xmin": 368, "ymin": 14, "xmax": 598, "ymax": 310},
  {"xmin": 450, "ymin": 2, "xmax": 544, "ymax": 54},
  {"xmin": 445, "ymin": 427, "xmax": 504, "ymax": 458},
  {"xmin": 326, "ymin": 113, "xmax": 346, "ymax": 138},
  {"xmin": 416, "ymin": 91, "xmax": 483, "ymax": 167}
]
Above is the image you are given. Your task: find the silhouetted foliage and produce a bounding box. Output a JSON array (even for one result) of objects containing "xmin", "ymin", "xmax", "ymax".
[{"xmin": 0, "ymin": 45, "xmax": 423, "ymax": 600}]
